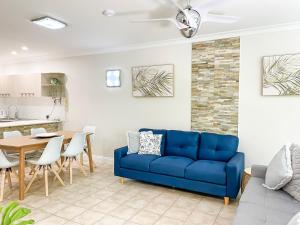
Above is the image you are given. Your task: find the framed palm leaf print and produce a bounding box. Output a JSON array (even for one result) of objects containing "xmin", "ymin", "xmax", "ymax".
[
  {"xmin": 132, "ymin": 64, "xmax": 174, "ymax": 97},
  {"xmin": 263, "ymin": 53, "xmax": 300, "ymax": 95}
]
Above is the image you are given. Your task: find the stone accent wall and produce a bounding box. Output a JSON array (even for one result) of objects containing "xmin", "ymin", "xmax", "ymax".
[
  {"xmin": 0, "ymin": 122, "xmax": 62, "ymax": 138},
  {"xmin": 191, "ymin": 37, "xmax": 240, "ymax": 135}
]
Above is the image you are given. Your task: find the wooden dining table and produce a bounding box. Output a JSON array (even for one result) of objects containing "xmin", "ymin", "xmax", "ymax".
[{"xmin": 0, "ymin": 130, "xmax": 94, "ymax": 200}]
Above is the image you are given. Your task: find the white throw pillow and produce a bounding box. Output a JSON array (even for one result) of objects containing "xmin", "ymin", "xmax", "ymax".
[
  {"xmin": 287, "ymin": 212, "xmax": 300, "ymax": 225},
  {"xmin": 127, "ymin": 131, "xmax": 140, "ymax": 154},
  {"xmin": 138, "ymin": 131, "xmax": 162, "ymax": 156},
  {"xmin": 284, "ymin": 143, "xmax": 300, "ymax": 201},
  {"xmin": 263, "ymin": 143, "xmax": 293, "ymax": 190}
]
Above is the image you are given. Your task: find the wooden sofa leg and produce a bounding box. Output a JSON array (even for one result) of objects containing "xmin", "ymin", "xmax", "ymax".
[
  {"xmin": 120, "ymin": 177, "xmax": 124, "ymax": 184},
  {"xmin": 224, "ymin": 197, "xmax": 229, "ymax": 205}
]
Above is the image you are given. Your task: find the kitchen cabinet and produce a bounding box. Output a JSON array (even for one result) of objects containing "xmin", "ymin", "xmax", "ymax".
[
  {"xmin": 12, "ymin": 74, "xmax": 41, "ymax": 97},
  {"xmin": 0, "ymin": 76, "xmax": 13, "ymax": 97},
  {"xmin": 0, "ymin": 73, "xmax": 64, "ymax": 98}
]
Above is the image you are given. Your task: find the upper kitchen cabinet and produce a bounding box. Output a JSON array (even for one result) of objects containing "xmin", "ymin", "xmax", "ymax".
[
  {"xmin": 0, "ymin": 73, "xmax": 66, "ymax": 98},
  {"xmin": 0, "ymin": 76, "xmax": 13, "ymax": 97},
  {"xmin": 12, "ymin": 74, "xmax": 41, "ymax": 97}
]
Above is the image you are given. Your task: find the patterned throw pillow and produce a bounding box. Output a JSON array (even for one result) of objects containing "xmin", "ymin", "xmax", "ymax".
[
  {"xmin": 138, "ymin": 131, "xmax": 162, "ymax": 156},
  {"xmin": 284, "ymin": 143, "xmax": 300, "ymax": 201},
  {"xmin": 127, "ymin": 131, "xmax": 140, "ymax": 154}
]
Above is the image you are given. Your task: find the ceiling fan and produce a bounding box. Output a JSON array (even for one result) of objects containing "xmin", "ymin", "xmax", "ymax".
[{"xmin": 132, "ymin": 0, "xmax": 239, "ymax": 38}]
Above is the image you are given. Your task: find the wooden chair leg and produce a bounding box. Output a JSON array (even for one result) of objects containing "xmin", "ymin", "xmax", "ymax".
[
  {"xmin": 25, "ymin": 166, "xmax": 39, "ymax": 193},
  {"xmin": 44, "ymin": 168, "xmax": 48, "ymax": 197},
  {"xmin": 54, "ymin": 160, "xmax": 66, "ymax": 182},
  {"xmin": 57, "ymin": 160, "xmax": 66, "ymax": 174},
  {"xmin": 29, "ymin": 165, "xmax": 36, "ymax": 175},
  {"xmin": 224, "ymin": 197, "xmax": 229, "ymax": 205},
  {"xmin": 6, "ymin": 171, "xmax": 12, "ymax": 190},
  {"xmin": 69, "ymin": 158, "xmax": 73, "ymax": 185},
  {"xmin": 77, "ymin": 159, "xmax": 87, "ymax": 176},
  {"xmin": 55, "ymin": 161, "xmax": 61, "ymax": 169},
  {"xmin": 11, "ymin": 168, "xmax": 18, "ymax": 179},
  {"xmin": 84, "ymin": 150, "xmax": 96, "ymax": 168},
  {"xmin": 0, "ymin": 170, "xmax": 6, "ymax": 201},
  {"xmin": 120, "ymin": 177, "xmax": 124, "ymax": 184},
  {"xmin": 80, "ymin": 153, "xmax": 84, "ymax": 166},
  {"xmin": 50, "ymin": 168, "xmax": 65, "ymax": 186}
]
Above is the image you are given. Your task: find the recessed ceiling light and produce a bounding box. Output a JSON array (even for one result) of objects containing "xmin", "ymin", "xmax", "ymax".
[
  {"xmin": 21, "ymin": 46, "xmax": 29, "ymax": 51},
  {"xmin": 31, "ymin": 16, "xmax": 67, "ymax": 30},
  {"xmin": 102, "ymin": 9, "xmax": 116, "ymax": 17},
  {"xmin": 11, "ymin": 51, "xmax": 17, "ymax": 55}
]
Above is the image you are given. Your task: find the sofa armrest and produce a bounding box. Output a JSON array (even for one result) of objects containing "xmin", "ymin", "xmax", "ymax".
[
  {"xmin": 251, "ymin": 165, "xmax": 267, "ymax": 179},
  {"xmin": 226, "ymin": 152, "xmax": 245, "ymax": 198},
  {"xmin": 114, "ymin": 146, "xmax": 128, "ymax": 176}
]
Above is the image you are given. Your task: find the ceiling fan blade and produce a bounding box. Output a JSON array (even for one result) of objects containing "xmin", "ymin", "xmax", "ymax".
[
  {"xmin": 202, "ymin": 13, "xmax": 239, "ymax": 23},
  {"xmin": 167, "ymin": 0, "xmax": 185, "ymax": 11},
  {"xmin": 131, "ymin": 18, "xmax": 188, "ymax": 29},
  {"xmin": 195, "ymin": 0, "xmax": 234, "ymax": 13}
]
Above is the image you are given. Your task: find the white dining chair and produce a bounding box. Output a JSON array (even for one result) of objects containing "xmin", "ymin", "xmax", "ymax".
[
  {"xmin": 3, "ymin": 130, "xmax": 42, "ymax": 175},
  {"xmin": 58, "ymin": 132, "xmax": 87, "ymax": 184},
  {"xmin": 2, "ymin": 131, "xmax": 22, "ymax": 159},
  {"xmin": 3, "ymin": 131, "xmax": 42, "ymax": 159},
  {"xmin": 30, "ymin": 128, "xmax": 49, "ymax": 173},
  {"xmin": 31, "ymin": 128, "xmax": 47, "ymax": 136},
  {"xmin": 25, "ymin": 136, "xmax": 65, "ymax": 197},
  {"xmin": 0, "ymin": 150, "xmax": 19, "ymax": 201},
  {"xmin": 81, "ymin": 125, "xmax": 96, "ymax": 167}
]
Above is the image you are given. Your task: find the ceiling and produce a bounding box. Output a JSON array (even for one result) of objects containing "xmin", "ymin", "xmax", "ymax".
[{"xmin": 1, "ymin": 0, "xmax": 300, "ymax": 64}]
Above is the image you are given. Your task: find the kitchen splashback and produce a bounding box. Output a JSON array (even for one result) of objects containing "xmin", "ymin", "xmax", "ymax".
[{"xmin": 0, "ymin": 97, "xmax": 66, "ymax": 121}]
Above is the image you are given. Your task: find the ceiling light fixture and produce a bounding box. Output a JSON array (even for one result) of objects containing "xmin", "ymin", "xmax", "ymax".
[
  {"xmin": 21, "ymin": 46, "xmax": 29, "ymax": 51},
  {"xmin": 11, "ymin": 51, "xmax": 17, "ymax": 55},
  {"xmin": 31, "ymin": 16, "xmax": 67, "ymax": 30},
  {"xmin": 102, "ymin": 9, "xmax": 116, "ymax": 17}
]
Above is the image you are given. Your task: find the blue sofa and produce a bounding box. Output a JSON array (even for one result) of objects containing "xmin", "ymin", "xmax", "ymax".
[{"xmin": 114, "ymin": 129, "xmax": 244, "ymax": 204}]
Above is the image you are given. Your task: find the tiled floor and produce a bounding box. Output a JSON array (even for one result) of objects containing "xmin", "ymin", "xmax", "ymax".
[{"xmin": 2, "ymin": 157, "xmax": 237, "ymax": 225}]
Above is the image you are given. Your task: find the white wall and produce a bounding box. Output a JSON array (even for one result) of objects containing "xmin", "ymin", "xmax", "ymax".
[
  {"xmin": 239, "ymin": 29, "xmax": 300, "ymax": 166},
  {"xmin": 2, "ymin": 29, "xmax": 300, "ymax": 165},
  {"xmin": 1, "ymin": 44, "xmax": 192, "ymax": 156}
]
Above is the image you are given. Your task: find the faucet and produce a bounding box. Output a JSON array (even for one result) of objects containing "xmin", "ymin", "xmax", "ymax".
[{"xmin": 7, "ymin": 105, "xmax": 18, "ymax": 120}]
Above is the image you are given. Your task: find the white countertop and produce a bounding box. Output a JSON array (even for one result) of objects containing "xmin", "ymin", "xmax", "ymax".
[{"xmin": 0, "ymin": 120, "xmax": 62, "ymax": 128}]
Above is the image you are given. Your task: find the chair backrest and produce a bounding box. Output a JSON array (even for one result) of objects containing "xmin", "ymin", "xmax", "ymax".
[
  {"xmin": 37, "ymin": 136, "xmax": 64, "ymax": 165},
  {"xmin": 0, "ymin": 150, "xmax": 14, "ymax": 168},
  {"xmin": 64, "ymin": 132, "xmax": 86, "ymax": 156},
  {"xmin": 82, "ymin": 125, "xmax": 96, "ymax": 144},
  {"xmin": 31, "ymin": 128, "xmax": 47, "ymax": 136},
  {"xmin": 3, "ymin": 130, "xmax": 22, "ymax": 139}
]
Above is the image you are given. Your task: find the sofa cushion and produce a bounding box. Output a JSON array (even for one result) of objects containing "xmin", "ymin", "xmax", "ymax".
[
  {"xmin": 185, "ymin": 160, "xmax": 227, "ymax": 185},
  {"xmin": 233, "ymin": 176, "xmax": 300, "ymax": 225},
  {"xmin": 150, "ymin": 156, "xmax": 194, "ymax": 178},
  {"xmin": 120, "ymin": 153, "xmax": 160, "ymax": 172},
  {"xmin": 199, "ymin": 132, "xmax": 239, "ymax": 162},
  {"xmin": 139, "ymin": 128, "xmax": 167, "ymax": 155},
  {"xmin": 165, "ymin": 130, "xmax": 200, "ymax": 160}
]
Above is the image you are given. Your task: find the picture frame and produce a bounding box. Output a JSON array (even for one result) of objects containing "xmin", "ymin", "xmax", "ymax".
[
  {"xmin": 131, "ymin": 64, "xmax": 174, "ymax": 97},
  {"xmin": 262, "ymin": 53, "xmax": 300, "ymax": 96}
]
